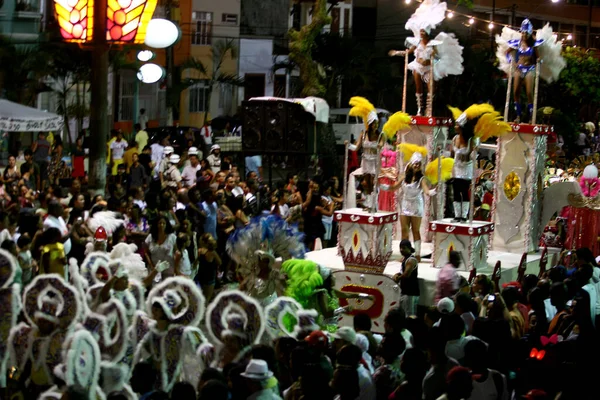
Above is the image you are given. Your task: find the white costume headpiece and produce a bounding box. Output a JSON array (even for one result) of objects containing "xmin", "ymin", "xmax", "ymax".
[
  {"xmin": 408, "ymin": 152, "xmax": 424, "ymax": 165},
  {"xmin": 367, "ymin": 110, "xmax": 379, "ymax": 125},
  {"xmin": 404, "ymin": 0, "xmax": 447, "ymax": 39}
]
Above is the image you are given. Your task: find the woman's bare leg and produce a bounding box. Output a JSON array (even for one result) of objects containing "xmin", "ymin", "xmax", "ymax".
[{"xmin": 401, "ymin": 215, "xmax": 411, "ymax": 240}]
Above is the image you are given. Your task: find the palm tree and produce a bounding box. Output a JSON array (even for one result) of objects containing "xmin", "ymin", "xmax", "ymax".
[
  {"xmin": 39, "ymin": 43, "xmax": 92, "ymax": 147},
  {"xmin": 0, "ymin": 39, "xmax": 50, "ymax": 105},
  {"xmin": 182, "ymin": 39, "xmax": 244, "ymax": 125}
]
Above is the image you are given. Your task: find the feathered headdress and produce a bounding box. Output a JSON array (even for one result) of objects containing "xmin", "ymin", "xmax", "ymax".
[
  {"xmin": 349, "ymin": 97, "xmax": 377, "ymax": 129},
  {"xmin": 281, "ymin": 259, "xmax": 324, "ymax": 309},
  {"xmin": 425, "ymin": 157, "xmax": 455, "ymax": 185},
  {"xmin": 405, "ymin": 0, "xmax": 447, "ymax": 38},
  {"xmin": 382, "ymin": 111, "xmax": 412, "ymax": 141},
  {"xmin": 397, "ymin": 143, "xmax": 427, "ymax": 164},
  {"xmin": 520, "ymin": 19, "xmax": 533, "ymax": 36},
  {"xmin": 474, "ymin": 110, "xmax": 511, "ymax": 141},
  {"xmin": 448, "ymin": 104, "xmax": 509, "ymax": 141}
]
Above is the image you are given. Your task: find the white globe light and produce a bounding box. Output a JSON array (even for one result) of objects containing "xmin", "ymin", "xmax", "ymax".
[
  {"xmin": 137, "ymin": 63, "xmax": 164, "ymax": 84},
  {"xmin": 137, "ymin": 50, "xmax": 154, "ymax": 62},
  {"xmin": 144, "ymin": 19, "xmax": 180, "ymax": 49}
]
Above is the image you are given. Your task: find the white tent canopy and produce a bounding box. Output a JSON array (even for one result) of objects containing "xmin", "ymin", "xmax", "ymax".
[
  {"xmin": 0, "ymin": 99, "xmax": 63, "ymax": 132},
  {"xmin": 249, "ymin": 96, "xmax": 330, "ymax": 123}
]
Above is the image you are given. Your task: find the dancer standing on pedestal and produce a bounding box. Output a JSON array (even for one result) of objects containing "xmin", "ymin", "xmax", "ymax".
[
  {"xmin": 389, "ymin": 0, "xmax": 464, "ymax": 115},
  {"xmin": 347, "ymin": 97, "xmax": 384, "ymax": 212},
  {"xmin": 382, "ymin": 144, "xmax": 433, "ymax": 261},
  {"xmin": 496, "ymin": 19, "xmax": 565, "ymax": 123},
  {"xmin": 448, "ymin": 104, "xmax": 511, "ymax": 222}
]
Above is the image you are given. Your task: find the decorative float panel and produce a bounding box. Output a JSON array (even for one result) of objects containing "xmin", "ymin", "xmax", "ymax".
[
  {"xmin": 335, "ymin": 209, "xmax": 397, "ymax": 275},
  {"xmin": 429, "ymin": 219, "xmax": 495, "ymax": 271},
  {"xmin": 332, "ymin": 270, "xmax": 399, "ymax": 334},
  {"xmin": 492, "ymin": 126, "xmax": 549, "ymax": 253}
]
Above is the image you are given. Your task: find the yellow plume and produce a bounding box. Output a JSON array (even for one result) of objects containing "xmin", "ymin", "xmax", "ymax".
[
  {"xmin": 464, "ymin": 104, "xmax": 495, "ymax": 120},
  {"xmin": 448, "ymin": 106, "xmax": 463, "ymax": 121},
  {"xmin": 349, "ymin": 97, "xmax": 375, "ymax": 129},
  {"xmin": 425, "ymin": 157, "xmax": 455, "ymax": 185},
  {"xmin": 383, "ymin": 112, "xmax": 412, "ymax": 141},
  {"xmin": 474, "ymin": 110, "xmax": 511, "ymax": 140},
  {"xmin": 447, "ymin": 104, "xmax": 495, "ymax": 122},
  {"xmin": 397, "ymin": 143, "xmax": 427, "ymax": 163}
]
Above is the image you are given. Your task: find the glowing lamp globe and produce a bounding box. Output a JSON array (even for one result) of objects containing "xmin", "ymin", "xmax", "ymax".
[
  {"xmin": 137, "ymin": 63, "xmax": 164, "ymax": 84},
  {"xmin": 144, "ymin": 18, "xmax": 180, "ymax": 48},
  {"xmin": 137, "ymin": 50, "xmax": 154, "ymax": 61}
]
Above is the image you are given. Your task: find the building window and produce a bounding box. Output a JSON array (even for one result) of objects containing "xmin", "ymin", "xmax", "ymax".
[
  {"xmin": 189, "ymin": 82, "xmax": 210, "ymax": 113},
  {"xmin": 192, "ymin": 12, "xmax": 212, "ymax": 45},
  {"xmin": 219, "ymin": 84, "xmax": 233, "ymax": 110},
  {"xmin": 222, "ymin": 13, "xmax": 238, "ymax": 25}
]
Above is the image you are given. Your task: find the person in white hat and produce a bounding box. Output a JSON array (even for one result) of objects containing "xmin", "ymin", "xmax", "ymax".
[
  {"xmin": 207, "ymin": 144, "xmax": 222, "ymax": 174},
  {"xmin": 241, "ymin": 359, "xmax": 282, "ymax": 400},
  {"xmin": 182, "ymin": 147, "xmax": 201, "ymax": 187},
  {"xmin": 163, "ymin": 154, "xmax": 182, "ymax": 190},
  {"xmin": 157, "ymin": 145, "xmax": 175, "ymax": 184},
  {"xmin": 333, "ymin": 326, "xmax": 357, "ymax": 352},
  {"xmin": 151, "ymin": 135, "xmax": 169, "ymax": 176}
]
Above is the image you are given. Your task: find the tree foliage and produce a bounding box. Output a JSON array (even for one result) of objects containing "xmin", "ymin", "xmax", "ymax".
[
  {"xmin": 544, "ymin": 47, "xmax": 600, "ymax": 114},
  {"xmin": 182, "ymin": 39, "xmax": 244, "ymax": 123},
  {"xmin": 0, "ymin": 39, "xmax": 50, "ymax": 105},
  {"xmin": 288, "ymin": 0, "xmax": 331, "ymax": 97}
]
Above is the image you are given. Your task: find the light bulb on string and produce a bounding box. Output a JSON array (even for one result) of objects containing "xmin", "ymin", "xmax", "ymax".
[
  {"xmin": 468, "ymin": 17, "xmax": 475, "ymax": 25},
  {"xmin": 567, "ymin": 34, "xmax": 573, "ymax": 40},
  {"xmin": 488, "ymin": 22, "xmax": 494, "ymax": 30},
  {"xmin": 405, "ymin": 0, "xmax": 411, "ymax": 4},
  {"xmin": 447, "ymin": 11, "xmax": 454, "ymax": 18}
]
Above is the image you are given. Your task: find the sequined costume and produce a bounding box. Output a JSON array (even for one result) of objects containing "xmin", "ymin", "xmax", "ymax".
[
  {"xmin": 401, "ymin": 178, "xmax": 425, "ymax": 217},
  {"xmin": 448, "ymin": 104, "xmax": 511, "ymax": 221},
  {"xmin": 361, "ymin": 136, "xmax": 379, "ymax": 175},
  {"xmin": 496, "ymin": 19, "xmax": 565, "ymax": 120}
]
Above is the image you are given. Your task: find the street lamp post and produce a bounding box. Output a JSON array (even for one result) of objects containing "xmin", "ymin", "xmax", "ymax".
[{"xmin": 88, "ymin": 0, "xmax": 109, "ymax": 195}]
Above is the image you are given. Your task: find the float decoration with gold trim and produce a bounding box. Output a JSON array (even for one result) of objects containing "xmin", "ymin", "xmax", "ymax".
[{"xmin": 335, "ymin": 209, "xmax": 397, "ymax": 275}]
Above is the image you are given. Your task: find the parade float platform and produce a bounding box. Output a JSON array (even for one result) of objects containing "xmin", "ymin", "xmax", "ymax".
[{"xmin": 306, "ymin": 240, "xmax": 560, "ymax": 307}]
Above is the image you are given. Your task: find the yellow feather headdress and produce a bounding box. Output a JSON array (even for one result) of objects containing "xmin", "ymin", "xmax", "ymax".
[
  {"xmin": 382, "ymin": 112, "xmax": 412, "ymax": 141},
  {"xmin": 425, "ymin": 157, "xmax": 455, "ymax": 185},
  {"xmin": 448, "ymin": 104, "xmax": 495, "ymax": 125},
  {"xmin": 448, "ymin": 103, "xmax": 510, "ymax": 140},
  {"xmin": 474, "ymin": 111, "xmax": 511, "ymax": 141},
  {"xmin": 397, "ymin": 143, "xmax": 427, "ymax": 164},
  {"xmin": 349, "ymin": 97, "xmax": 376, "ymax": 129}
]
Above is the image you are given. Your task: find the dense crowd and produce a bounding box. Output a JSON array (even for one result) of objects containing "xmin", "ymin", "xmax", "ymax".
[{"xmin": 0, "ymin": 126, "xmax": 598, "ymax": 400}]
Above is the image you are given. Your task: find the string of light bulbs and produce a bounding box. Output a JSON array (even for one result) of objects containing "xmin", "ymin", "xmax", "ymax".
[
  {"xmin": 446, "ymin": 8, "xmax": 575, "ymax": 40},
  {"xmin": 402, "ymin": 0, "xmax": 577, "ymax": 40}
]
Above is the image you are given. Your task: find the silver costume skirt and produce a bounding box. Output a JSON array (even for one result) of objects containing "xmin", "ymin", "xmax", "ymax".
[
  {"xmin": 361, "ymin": 153, "xmax": 378, "ymax": 175},
  {"xmin": 401, "ymin": 182, "xmax": 424, "ymax": 217},
  {"xmin": 453, "ymin": 160, "xmax": 473, "ymax": 180}
]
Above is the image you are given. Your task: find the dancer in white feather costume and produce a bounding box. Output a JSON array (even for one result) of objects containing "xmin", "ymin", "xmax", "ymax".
[
  {"xmin": 496, "ymin": 19, "xmax": 566, "ymax": 122},
  {"xmin": 391, "ymin": 0, "xmax": 464, "ymax": 115}
]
